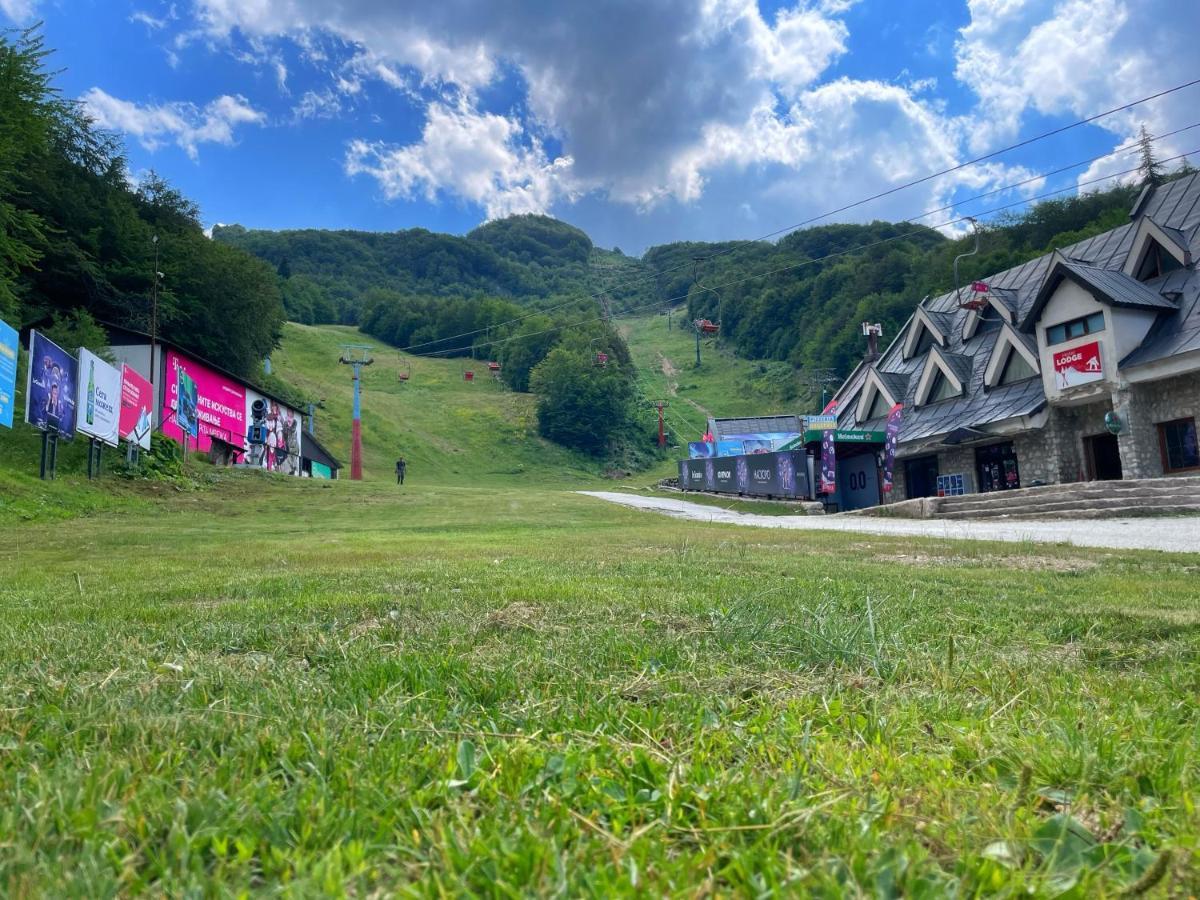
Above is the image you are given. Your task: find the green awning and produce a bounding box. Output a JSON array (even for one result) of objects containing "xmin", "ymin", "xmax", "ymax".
[{"xmin": 802, "ymin": 429, "xmax": 886, "ymax": 444}]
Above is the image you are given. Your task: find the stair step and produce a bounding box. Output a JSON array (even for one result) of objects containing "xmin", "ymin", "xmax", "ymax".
[{"xmin": 939, "ymin": 504, "xmax": 1200, "ymax": 521}]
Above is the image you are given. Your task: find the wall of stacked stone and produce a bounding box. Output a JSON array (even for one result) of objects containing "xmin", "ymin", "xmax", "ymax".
[{"xmin": 1113, "ymin": 370, "xmax": 1200, "ymax": 479}]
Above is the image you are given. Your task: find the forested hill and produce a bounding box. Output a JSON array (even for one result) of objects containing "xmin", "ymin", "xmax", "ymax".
[
  {"xmin": 218, "ymin": 174, "xmax": 1165, "ymax": 380},
  {"xmin": 212, "ymin": 216, "xmax": 657, "ymax": 325}
]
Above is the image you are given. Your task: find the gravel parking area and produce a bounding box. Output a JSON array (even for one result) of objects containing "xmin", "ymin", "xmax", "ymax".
[{"xmin": 580, "ymin": 491, "xmax": 1200, "ymax": 553}]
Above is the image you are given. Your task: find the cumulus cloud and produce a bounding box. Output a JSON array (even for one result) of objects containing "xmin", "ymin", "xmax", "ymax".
[
  {"xmin": 82, "ymin": 88, "xmax": 265, "ymax": 160},
  {"xmin": 345, "ymin": 101, "xmax": 577, "ymax": 219},
  {"xmin": 0, "ymin": 0, "xmax": 37, "ymax": 21},
  {"xmin": 956, "ymin": 0, "xmax": 1200, "ymax": 171}
]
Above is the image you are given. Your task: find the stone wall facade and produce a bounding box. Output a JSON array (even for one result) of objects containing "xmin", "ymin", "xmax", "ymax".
[{"xmin": 1112, "ymin": 370, "xmax": 1200, "ymax": 479}]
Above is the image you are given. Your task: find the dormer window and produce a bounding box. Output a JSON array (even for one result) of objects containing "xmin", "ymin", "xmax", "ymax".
[
  {"xmin": 864, "ymin": 390, "xmax": 890, "ymax": 420},
  {"xmin": 927, "ymin": 370, "xmax": 957, "ymax": 402},
  {"xmin": 1134, "ymin": 241, "xmax": 1184, "ymax": 281},
  {"xmin": 998, "ymin": 348, "xmax": 1037, "ymax": 385},
  {"xmin": 914, "ymin": 328, "xmax": 936, "ymax": 355},
  {"xmin": 1046, "ymin": 312, "xmax": 1104, "ymax": 346},
  {"xmin": 914, "ymin": 347, "xmax": 967, "ymax": 406}
]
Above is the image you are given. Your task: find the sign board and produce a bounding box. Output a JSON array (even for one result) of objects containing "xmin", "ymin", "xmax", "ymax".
[
  {"xmin": 119, "ymin": 364, "xmax": 153, "ymax": 449},
  {"xmin": 1052, "ymin": 340, "xmax": 1103, "ymax": 390},
  {"xmin": 163, "ymin": 350, "xmax": 247, "ymax": 453},
  {"xmin": 803, "ymin": 428, "xmax": 886, "ymax": 444},
  {"xmin": 688, "ymin": 441, "xmax": 715, "ymax": 459},
  {"xmin": 937, "ymin": 473, "xmax": 967, "ymax": 497},
  {"xmin": 0, "ymin": 317, "xmax": 17, "ymax": 428},
  {"xmin": 680, "ymin": 450, "xmax": 810, "ymax": 498},
  {"xmin": 25, "ymin": 331, "xmax": 78, "ymax": 438},
  {"xmin": 245, "ymin": 389, "xmax": 303, "ymax": 476},
  {"xmin": 76, "ymin": 349, "xmax": 122, "ymax": 447},
  {"xmin": 805, "ymin": 414, "xmax": 838, "ymax": 431}
]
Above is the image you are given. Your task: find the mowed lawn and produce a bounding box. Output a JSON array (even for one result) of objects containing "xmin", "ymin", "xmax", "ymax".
[{"xmin": 1, "ymin": 476, "xmax": 1198, "ymax": 895}]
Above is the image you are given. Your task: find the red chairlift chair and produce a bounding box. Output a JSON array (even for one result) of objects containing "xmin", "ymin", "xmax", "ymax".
[
  {"xmin": 487, "ymin": 361, "xmax": 501, "ymax": 373},
  {"xmin": 595, "ymin": 351, "xmax": 609, "ymax": 367},
  {"xmin": 695, "ymin": 318, "xmax": 720, "ymax": 335},
  {"xmin": 463, "ymin": 370, "xmax": 475, "ymax": 382}
]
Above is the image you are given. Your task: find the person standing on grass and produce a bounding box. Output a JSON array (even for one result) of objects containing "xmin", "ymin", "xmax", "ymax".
[{"xmin": 396, "ymin": 457, "xmax": 406, "ymax": 485}]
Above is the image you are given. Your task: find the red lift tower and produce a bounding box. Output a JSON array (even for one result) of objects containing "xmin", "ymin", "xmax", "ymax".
[{"xmin": 339, "ymin": 344, "xmax": 374, "ymax": 480}]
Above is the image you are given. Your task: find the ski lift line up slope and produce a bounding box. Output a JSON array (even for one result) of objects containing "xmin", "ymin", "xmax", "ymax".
[
  {"xmin": 418, "ymin": 146, "xmax": 1200, "ymax": 362},
  {"xmin": 388, "ymin": 85, "xmax": 1200, "ymax": 356}
]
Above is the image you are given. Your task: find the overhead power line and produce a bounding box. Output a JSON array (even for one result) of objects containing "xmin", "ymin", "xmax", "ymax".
[
  {"xmin": 390, "ymin": 77, "xmax": 1200, "ymax": 355},
  {"xmin": 419, "ymin": 145, "xmax": 1199, "ymax": 360}
]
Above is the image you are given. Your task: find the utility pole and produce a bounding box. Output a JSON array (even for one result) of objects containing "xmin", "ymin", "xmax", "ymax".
[
  {"xmin": 694, "ymin": 322, "xmax": 702, "ymax": 368},
  {"xmin": 150, "ymin": 235, "xmax": 159, "ymax": 388},
  {"xmin": 650, "ymin": 400, "xmax": 669, "ymax": 448},
  {"xmin": 339, "ymin": 344, "xmax": 374, "ymax": 480}
]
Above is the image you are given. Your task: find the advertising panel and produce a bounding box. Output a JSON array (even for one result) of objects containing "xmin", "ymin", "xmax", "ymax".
[
  {"xmin": 0, "ymin": 317, "xmax": 17, "ymax": 428},
  {"xmin": 819, "ymin": 430, "xmax": 836, "ymax": 494},
  {"xmin": 703, "ymin": 458, "xmax": 716, "ymax": 491},
  {"xmin": 25, "ymin": 331, "xmax": 78, "ymax": 438},
  {"xmin": 119, "ymin": 364, "xmax": 153, "ymax": 449},
  {"xmin": 881, "ymin": 403, "xmax": 904, "ymax": 494},
  {"xmin": 245, "ymin": 389, "xmax": 303, "ymax": 476},
  {"xmin": 76, "ymin": 348, "xmax": 122, "ymax": 447},
  {"xmin": 712, "ymin": 431, "xmax": 801, "ymax": 456},
  {"xmin": 163, "ymin": 350, "xmax": 246, "ymax": 453},
  {"xmin": 688, "ymin": 441, "xmax": 715, "ymax": 459},
  {"xmin": 1053, "ymin": 340, "xmax": 1103, "ymax": 389},
  {"xmin": 712, "ymin": 457, "xmax": 738, "ymax": 492},
  {"xmin": 805, "ymin": 414, "xmax": 838, "ymax": 431},
  {"xmin": 310, "ymin": 461, "xmax": 332, "ymax": 480}
]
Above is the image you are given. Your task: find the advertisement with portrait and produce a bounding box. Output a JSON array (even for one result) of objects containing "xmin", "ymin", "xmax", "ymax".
[
  {"xmin": 163, "ymin": 350, "xmax": 246, "ymax": 453},
  {"xmin": 0, "ymin": 317, "xmax": 17, "ymax": 429},
  {"xmin": 245, "ymin": 389, "xmax": 303, "ymax": 476},
  {"xmin": 75, "ymin": 348, "xmax": 122, "ymax": 447},
  {"xmin": 25, "ymin": 331, "xmax": 78, "ymax": 438},
  {"xmin": 119, "ymin": 364, "xmax": 153, "ymax": 449}
]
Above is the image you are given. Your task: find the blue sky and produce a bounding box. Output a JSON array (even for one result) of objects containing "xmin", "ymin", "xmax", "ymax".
[{"xmin": 4, "ymin": 0, "xmax": 1198, "ymax": 254}]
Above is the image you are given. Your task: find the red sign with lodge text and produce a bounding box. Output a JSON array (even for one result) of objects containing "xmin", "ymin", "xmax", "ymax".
[{"xmin": 1053, "ymin": 340, "xmax": 1102, "ymax": 390}]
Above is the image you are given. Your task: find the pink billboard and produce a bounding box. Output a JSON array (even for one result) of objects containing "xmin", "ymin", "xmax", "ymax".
[
  {"xmin": 163, "ymin": 350, "xmax": 246, "ymax": 453},
  {"xmin": 119, "ymin": 363, "xmax": 153, "ymax": 450}
]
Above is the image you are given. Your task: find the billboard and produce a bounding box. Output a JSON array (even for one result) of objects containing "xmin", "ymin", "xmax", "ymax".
[
  {"xmin": 0, "ymin": 317, "xmax": 16, "ymax": 428},
  {"xmin": 680, "ymin": 451, "xmax": 810, "ymax": 498},
  {"xmin": 245, "ymin": 390, "xmax": 303, "ymax": 476},
  {"xmin": 119, "ymin": 364, "xmax": 153, "ymax": 449},
  {"xmin": 76, "ymin": 349, "xmax": 122, "ymax": 447},
  {"xmin": 712, "ymin": 431, "xmax": 801, "ymax": 456},
  {"xmin": 1053, "ymin": 340, "xmax": 1103, "ymax": 389},
  {"xmin": 25, "ymin": 331, "xmax": 78, "ymax": 438},
  {"xmin": 163, "ymin": 350, "xmax": 247, "ymax": 453},
  {"xmin": 881, "ymin": 404, "xmax": 904, "ymax": 494},
  {"xmin": 688, "ymin": 441, "xmax": 715, "ymax": 459}
]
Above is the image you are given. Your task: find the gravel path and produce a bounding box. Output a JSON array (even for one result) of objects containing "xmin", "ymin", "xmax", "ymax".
[{"xmin": 579, "ymin": 491, "xmax": 1200, "ymax": 553}]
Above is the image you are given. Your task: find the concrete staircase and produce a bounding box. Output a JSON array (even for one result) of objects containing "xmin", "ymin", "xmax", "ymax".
[{"xmin": 933, "ymin": 475, "xmax": 1200, "ymax": 520}]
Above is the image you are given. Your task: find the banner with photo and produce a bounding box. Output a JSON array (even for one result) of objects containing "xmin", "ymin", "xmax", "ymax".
[
  {"xmin": 25, "ymin": 331, "xmax": 78, "ymax": 438},
  {"xmin": 0, "ymin": 317, "xmax": 17, "ymax": 429},
  {"xmin": 163, "ymin": 350, "xmax": 246, "ymax": 453},
  {"xmin": 687, "ymin": 441, "xmax": 715, "ymax": 459},
  {"xmin": 881, "ymin": 404, "xmax": 904, "ymax": 494},
  {"xmin": 119, "ymin": 364, "xmax": 153, "ymax": 449},
  {"xmin": 245, "ymin": 389, "xmax": 303, "ymax": 476},
  {"xmin": 819, "ymin": 429, "xmax": 836, "ymax": 494},
  {"xmin": 76, "ymin": 348, "xmax": 122, "ymax": 447}
]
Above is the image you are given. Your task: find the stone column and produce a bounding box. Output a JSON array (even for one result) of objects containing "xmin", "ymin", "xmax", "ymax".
[{"xmin": 1111, "ymin": 383, "xmax": 1159, "ymax": 479}]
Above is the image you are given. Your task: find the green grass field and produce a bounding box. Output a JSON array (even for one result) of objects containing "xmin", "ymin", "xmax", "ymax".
[
  {"xmin": 1, "ymin": 476, "xmax": 1197, "ymax": 895},
  {"xmin": 1, "ymin": 323, "xmax": 1197, "ymax": 895}
]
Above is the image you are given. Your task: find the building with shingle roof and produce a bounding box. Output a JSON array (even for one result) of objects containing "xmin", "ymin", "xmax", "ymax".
[{"xmin": 826, "ymin": 171, "xmax": 1200, "ymax": 503}]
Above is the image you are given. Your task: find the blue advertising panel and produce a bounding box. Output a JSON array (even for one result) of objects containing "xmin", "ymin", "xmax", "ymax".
[
  {"xmin": 0, "ymin": 317, "xmax": 16, "ymax": 428},
  {"xmin": 24, "ymin": 331, "xmax": 78, "ymax": 438}
]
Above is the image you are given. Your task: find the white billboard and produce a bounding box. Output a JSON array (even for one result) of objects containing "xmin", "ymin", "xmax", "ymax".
[{"xmin": 76, "ymin": 348, "xmax": 122, "ymax": 447}]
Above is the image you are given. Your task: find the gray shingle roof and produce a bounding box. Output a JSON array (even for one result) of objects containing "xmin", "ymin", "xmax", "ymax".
[
  {"xmin": 832, "ymin": 171, "xmax": 1200, "ymax": 444},
  {"xmin": 711, "ymin": 414, "xmax": 802, "ymax": 437},
  {"xmin": 1022, "ymin": 257, "xmax": 1178, "ymax": 328}
]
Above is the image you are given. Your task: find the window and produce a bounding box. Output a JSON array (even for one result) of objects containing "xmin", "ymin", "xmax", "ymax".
[
  {"xmin": 1135, "ymin": 242, "xmax": 1184, "ymax": 282},
  {"xmin": 1159, "ymin": 418, "xmax": 1199, "ymax": 472},
  {"xmin": 927, "ymin": 369, "xmax": 959, "ymax": 403},
  {"xmin": 914, "ymin": 327, "xmax": 936, "ymax": 355},
  {"xmin": 1046, "ymin": 312, "xmax": 1105, "ymax": 346},
  {"xmin": 864, "ymin": 389, "xmax": 890, "ymax": 421},
  {"xmin": 998, "ymin": 347, "xmax": 1037, "ymax": 385}
]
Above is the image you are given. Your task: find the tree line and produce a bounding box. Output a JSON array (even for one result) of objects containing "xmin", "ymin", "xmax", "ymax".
[{"xmin": 0, "ymin": 27, "xmax": 285, "ymax": 378}]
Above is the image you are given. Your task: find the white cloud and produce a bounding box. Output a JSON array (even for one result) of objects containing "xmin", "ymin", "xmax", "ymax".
[
  {"xmin": 0, "ymin": 0, "xmax": 37, "ymax": 21},
  {"xmin": 81, "ymin": 88, "xmax": 265, "ymax": 160},
  {"xmin": 345, "ymin": 101, "xmax": 577, "ymax": 219}
]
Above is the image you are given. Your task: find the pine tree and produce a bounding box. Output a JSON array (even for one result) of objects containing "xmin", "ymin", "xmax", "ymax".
[{"xmin": 1137, "ymin": 124, "xmax": 1166, "ymax": 187}]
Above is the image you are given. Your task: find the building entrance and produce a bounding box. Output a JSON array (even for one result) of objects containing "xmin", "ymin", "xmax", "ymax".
[
  {"xmin": 1085, "ymin": 432, "xmax": 1123, "ymax": 480},
  {"xmin": 976, "ymin": 442, "xmax": 1021, "ymax": 492},
  {"xmin": 903, "ymin": 455, "xmax": 940, "ymax": 499}
]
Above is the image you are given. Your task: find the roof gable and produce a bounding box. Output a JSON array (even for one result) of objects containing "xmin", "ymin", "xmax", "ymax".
[
  {"xmin": 983, "ymin": 323, "xmax": 1040, "ymax": 388},
  {"xmin": 914, "ymin": 346, "xmax": 970, "ymax": 406},
  {"xmin": 1021, "ymin": 253, "xmax": 1178, "ymax": 330},
  {"xmin": 1122, "ymin": 216, "xmax": 1193, "ymax": 278},
  {"xmin": 901, "ymin": 306, "xmax": 953, "ymax": 358}
]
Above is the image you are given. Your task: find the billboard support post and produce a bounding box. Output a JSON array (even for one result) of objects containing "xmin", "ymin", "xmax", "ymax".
[{"xmin": 40, "ymin": 430, "xmax": 58, "ymax": 480}]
